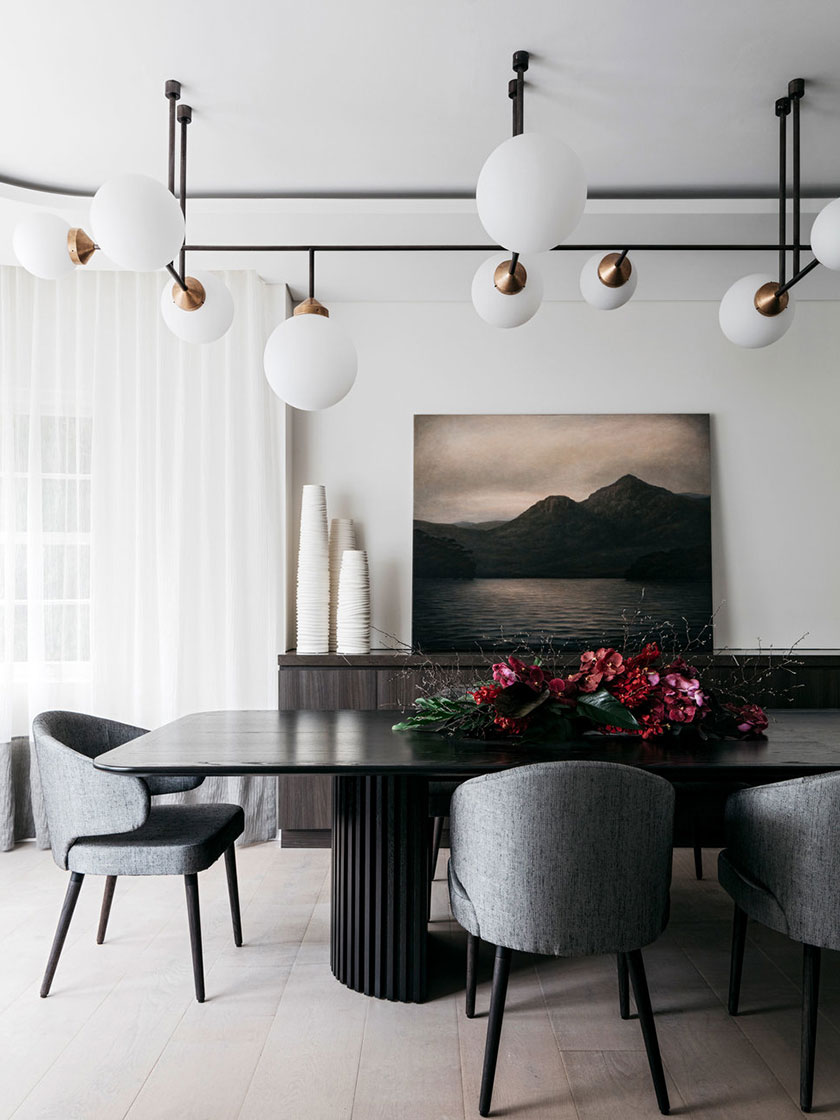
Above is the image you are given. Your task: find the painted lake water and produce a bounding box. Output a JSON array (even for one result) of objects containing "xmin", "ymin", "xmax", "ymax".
[{"xmin": 412, "ymin": 577, "xmax": 713, "ymax": 652}]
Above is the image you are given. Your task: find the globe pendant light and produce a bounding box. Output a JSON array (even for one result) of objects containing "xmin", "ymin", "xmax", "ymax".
[
  {"xmin": 13, "ymin": 212, "xmax": 96, "ymax": 280},
  {"xmin": 264, "ymin": 251, "xmax": 357, "ymax": 411},
  {"xmin": 160, "ymin": 271, "xmax": 234, "ymax": 343},
  {"xmin": 580, "ymin": 250, "xmax": 637, "ymax": 310},
  {"xmin": 471, "ymin": 252, "xmax": 543, "ymax": 327},
  {"xmin": 91, "ymin": 173, "xmax": 185, "ymax": 272},
  {"xmin": 719, "ymin": 272, "xmax": 795, "ymax": 348},
  {"xmin": 476, "ymin": 52, "xmax": 587, "ymax": 255},
  {"xmin": 719, "ymin": 81, "xmax": 820, "ymax": 349},
  {"xmin": 809, "ymin": 197, "xmax": 840, "ymax": 271}
]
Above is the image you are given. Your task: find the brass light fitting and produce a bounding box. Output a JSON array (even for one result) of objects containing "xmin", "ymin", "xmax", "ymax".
[
  {"xmin": 67, "ymin": 228, "xmax": 96, "ymax": 266},
  {"xmin": 171, "ymin": 275, "xmax": 206, "ymax": 312},
  {"xmin": 597, "ymin": 252, "xmax": 633, "ymax": 288},
  {"xmin": 754, "ymin": 280, "xmax": 789, "ymax": 317},
  {"xmin": 294, "ymin": 296, "xmax": 330, "ymax": 318},
  {"xmin": 494, "ymin": 259, "xmax": 527, "ymax": 295}
]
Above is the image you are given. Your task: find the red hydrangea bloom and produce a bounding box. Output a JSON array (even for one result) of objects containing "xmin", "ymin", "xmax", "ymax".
[
  {"xmin": 626, "ymin": 642, "xmax": 661, "ymax": 670},
  {"xmin": 493, "ymin": 714, "xmax": 530, "ymax": 735},
  {"xmin": 612, "ymin": 665, "xmax": 654, "ymax": 709},
  {"xmin": 470, "ymin": 684, "xmax": 501, "ymax": 706}
]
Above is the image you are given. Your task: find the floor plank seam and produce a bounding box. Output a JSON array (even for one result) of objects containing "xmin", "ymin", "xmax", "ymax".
[
  {"xmin": 123, "ymin": 861, "xmax": 277, "ymax": 1120},
  {"xmin": 346, "ymin": 982, "xmax": 371, "ymax": 1120},
  {"xmin": 534, "ymin": 962, "xmax": 583, "ymax": 1120}
]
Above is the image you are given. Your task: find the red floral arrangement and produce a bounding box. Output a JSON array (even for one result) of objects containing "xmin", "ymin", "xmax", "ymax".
[{"xmin": 393, "ymin": 643, "xmax": 769, "ymax": 742}]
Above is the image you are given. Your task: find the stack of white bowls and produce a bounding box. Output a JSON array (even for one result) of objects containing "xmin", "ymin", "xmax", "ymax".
[
  {"xmin": 336, "ymin": 549, "xmax": 371, "ymax": 655},
  {"xmin": 329, "ymin": 518, "xmax": 357, "ymax": 652},
  {"xmin": 296, "ymin": 485, "xmax": 330, "ymax": 654}
]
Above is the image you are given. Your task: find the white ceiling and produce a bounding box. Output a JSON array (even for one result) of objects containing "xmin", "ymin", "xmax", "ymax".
[
  {"xmin": 2, "ymin": 1, "xmax": 840, "ymax": 303},
  {"xmin": 3, "ymin": 0, "xmax": 840, "ymax": 197}
]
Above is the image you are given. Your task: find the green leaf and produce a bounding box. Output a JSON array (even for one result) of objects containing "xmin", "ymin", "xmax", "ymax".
[
  {"xmin": 493, "ymin": 683, "xmax": 551, "ymax": 719},
  {"xmin": 576, "ymin": 688, "xmax": 640, "ymax": 731}
]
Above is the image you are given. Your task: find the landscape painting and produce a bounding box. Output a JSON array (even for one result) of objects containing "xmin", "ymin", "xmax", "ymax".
[{"xmin": 412, "ymin": 414, "xmax": 713, "ymax": 653}]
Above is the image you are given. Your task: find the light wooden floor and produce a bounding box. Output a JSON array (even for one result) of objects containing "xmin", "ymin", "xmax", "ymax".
[{"xmin": 2, "ymin": 843, "xmax": 840, "ymax": 1120}]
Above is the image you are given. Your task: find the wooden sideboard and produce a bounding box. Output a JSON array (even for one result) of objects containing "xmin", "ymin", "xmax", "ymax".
[{"xmin": 277, "ymin": 649, "xmax": 840, "ymax": 847}]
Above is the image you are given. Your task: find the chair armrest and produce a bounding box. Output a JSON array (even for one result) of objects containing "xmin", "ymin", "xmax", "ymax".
[
  {"xmin": 725, "ymin": 773, "xmax": 840, "ymax": 948},
  {"xmin": 33, "ymin": 734, "xmax": 150, "ymax": 869}
]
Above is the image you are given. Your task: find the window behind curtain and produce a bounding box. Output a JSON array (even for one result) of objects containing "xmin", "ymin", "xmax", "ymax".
[{"xmin": 11, "ymin": 414, "xmax": 91, "ymax": 668}]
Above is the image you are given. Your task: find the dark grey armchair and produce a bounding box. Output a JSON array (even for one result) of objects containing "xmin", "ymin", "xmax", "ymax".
[
  {"xmin": 33, "ymin": 711, "xmax": 244, "ymax": 1002},
  {"xmin": 718, "ymin": 772, "xmax": 840, "ymax": 1112},
  {"xmin": 449, "ymin": 760, "xmax": 674, "ymax": 1117}
]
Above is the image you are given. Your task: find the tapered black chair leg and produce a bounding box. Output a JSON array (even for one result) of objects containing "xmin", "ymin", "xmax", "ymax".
[
  {"xmin": 801, "ymin": 943, "xmax": 821, "ymax": 1112},
  {"xmin": 466, "ymin": 932, "xmax": 479, "ymax": 1018},
  {"xmin": 41, "ymin": 872, "xmax": 84, "ymax": 997},
  {"xmin": 224, "ymin": 845, "xmax": 243, "ymax": 947},
  {"xmin": 184, "ymin": 874, "xmax": 205, "ymax": 1003},
  {"xmin": 96, "ymin": 876, "xmax": 117, "ymax": 945},
  {"xmin": 693, "ymin": 844, "xmax": 703, "ymax": 880},
  {"xmin": 626, "ymin": 949, "xmax": 670, "ymax": 1115},
  {"xmin": 617, "ymin": 952, "xmax": 631, "ymax": 1019},
  {"xmin": 728, "ymin": 904, "xmax": 748, "ymax": 1016},
  {"xmin": 431, "ymin": 816, "xmax": 444, "ymax": 880},
  {"xmin": 479, "ymin": 945, "xmax": 512, "ymax": 1118}
]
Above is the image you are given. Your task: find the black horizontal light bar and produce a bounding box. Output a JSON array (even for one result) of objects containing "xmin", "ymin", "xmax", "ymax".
[{"xmin": 183, "ymin": 242, "xmax": 813, "ymax": 253}]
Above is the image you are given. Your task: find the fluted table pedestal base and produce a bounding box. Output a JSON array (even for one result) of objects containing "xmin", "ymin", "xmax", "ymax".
[{"xmin": 331, "ymin": 775, "xmax": 429, "ymax": 1002}]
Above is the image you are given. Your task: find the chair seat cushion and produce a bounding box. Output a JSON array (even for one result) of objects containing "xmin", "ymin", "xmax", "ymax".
[
  {"xmin": 144, "ymin": 775, "xmax": 205, "ymax": 797},
  {"xmin": 718, "ymin": 849, "xmax": 789, "ymax": 937},
  {"xmin": 67, "ymin": 804, "xmax": 245, "ymax": 877}
]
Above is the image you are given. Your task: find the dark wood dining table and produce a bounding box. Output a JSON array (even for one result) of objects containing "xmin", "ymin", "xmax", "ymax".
[{"xmin": 95, "ymin": 707, "xmax": 840, "ymax": 1003}]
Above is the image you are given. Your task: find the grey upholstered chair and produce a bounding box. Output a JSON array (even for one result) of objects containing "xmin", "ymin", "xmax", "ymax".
[
  {"xmin": 33, "ymin": 711, "xmax": 245, "ymax": 1003},
  {"xmin": 449, "ymin": 760, "xmax": 674, "ymax": 1117},
  {"xmin": 718, "ymin": 772, "xmax": 840, "ymax": 1113}
]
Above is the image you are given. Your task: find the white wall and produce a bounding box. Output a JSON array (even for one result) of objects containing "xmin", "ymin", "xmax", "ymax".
[{"xmin": 289, "ymin": 299, "xmax": 840, "ymax": 651}]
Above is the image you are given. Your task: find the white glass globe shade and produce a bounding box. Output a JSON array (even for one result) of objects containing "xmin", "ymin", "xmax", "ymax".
[
  {"xmin": 264, "ymin": 313, "xmax": 357, "ymax": 410},
  {"xmin": 13, "ymin": 212, "xmax": 76, "ymax": 280},
  {"xmin": 160, "ymin": 272, "xmax": 234, "ymax": 344},
  {"xmin": 719, "ymin": 273, "xmax": 795, "ymax": 348},
  {"xmin": 579, "ymin": 252, "xmax": 638, "ymax": 310},
  {"xmin": 471, "ymin": 253, "xmax": 543, "ymax": 328},
  {"xmin": 810, "ymin": 197, "xmax": 840, "ymax": 271},
  {"xmin": 476, "ymin": 132, "xmax": 587, "ymax": 254},
  {"xmin": 91, "ymin": 174, "xmax": 185, "ymax": 271}
]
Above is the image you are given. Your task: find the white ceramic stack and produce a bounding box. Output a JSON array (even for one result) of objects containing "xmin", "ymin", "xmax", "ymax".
[
  {"xmin": 336, "ymin": 549, "xmax": 371, "ymax": 655},
  {"xmin": 329, "ymin": 518, "xmax": 357, "ymax": 651},
  {"xmin": 296, "ymin": 484, "xmax": 330, "ymax": 654}
]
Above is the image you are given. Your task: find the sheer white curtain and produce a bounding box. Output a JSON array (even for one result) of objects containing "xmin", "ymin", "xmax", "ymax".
[{"xmin": 1, "ymin": 266, "xmax": 284, "ymax": 847}]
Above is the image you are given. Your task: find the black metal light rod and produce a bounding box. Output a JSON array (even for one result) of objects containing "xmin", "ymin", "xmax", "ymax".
[
  {"xmin": 790, "ymin": 78, "xmax": 805, "ymax": 277},
  {"xmin": 309, "ymin": 248, "xmax": 315, "ymax": 298},
  {"xmin": 183, "ymin": 242, "xmax": 812, "ymax": 254},
  {"xmin": 508, "ymin": 251, "xmax": 520, "ymax": 274},
  {"xmin": 776, "ymin": 255, "xmax": 819, "ymax": 296},
  {"xmin": 166, "ymin": 261, "xmax": 189, "ymax": 292},
  {"xmin": 509, "ymin": 50, "xmax": 528, "ymax": 138},
  {"xmin": 165, "ymin": 80, "xmax": 181, "ymax": 196},
  {"xmin": 178, "ymin": 104, "xmax": 192, "ymax": 283},
  {"xmin": 615, "ymin": 248, "xmax": 629, "ymax": 267},
  {"xmin": 776, "ymin": 96, "xmax": 790, "ymax": 286}
]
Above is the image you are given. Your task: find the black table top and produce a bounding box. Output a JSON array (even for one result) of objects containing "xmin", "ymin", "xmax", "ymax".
[{"xmin": 94, "ymin": 708, "xmax": 840, "ymax": 783}]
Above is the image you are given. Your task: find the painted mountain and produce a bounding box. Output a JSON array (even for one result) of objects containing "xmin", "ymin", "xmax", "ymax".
[{"xmin": 412, "ymin": 474, "xmax": 713, "ymax": 651}]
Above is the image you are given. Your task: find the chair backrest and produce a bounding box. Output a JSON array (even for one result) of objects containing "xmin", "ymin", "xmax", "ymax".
[
  {"xmin": 32, "ymin": 711, "xmax": 151, "ymax": 870},
  {"xmin": 725, "ymin": 771, "xmax": 840, "ymax": 950},
  {"xmin": 449, "ymin": 760, "xmax": 675, "ymax": 957}
]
